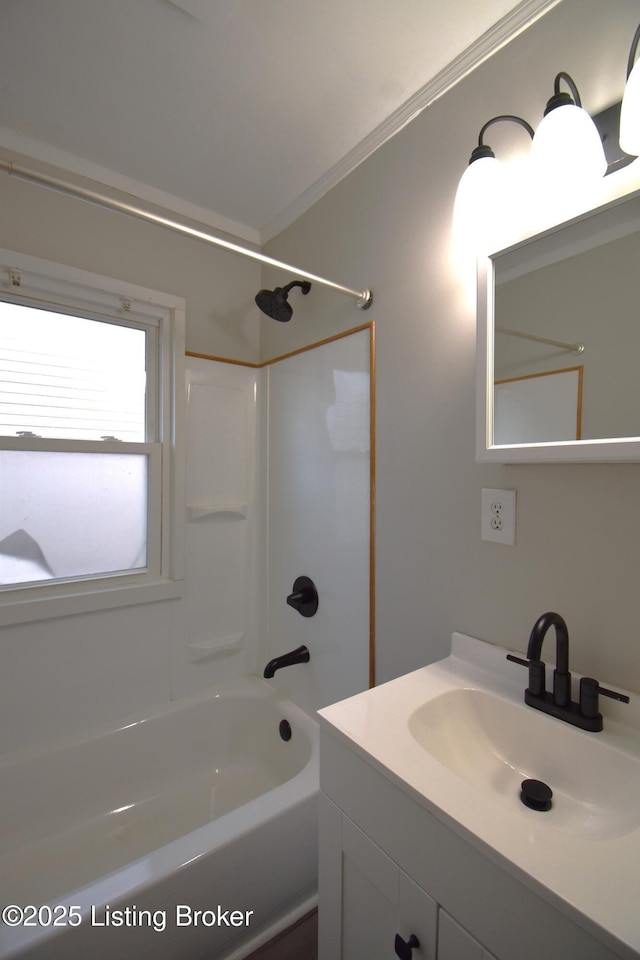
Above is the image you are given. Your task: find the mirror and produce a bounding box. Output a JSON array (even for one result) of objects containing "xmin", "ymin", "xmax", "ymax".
[{"xmin": 477, "ymin": 183, "xmax": 640, "ymax": 462}]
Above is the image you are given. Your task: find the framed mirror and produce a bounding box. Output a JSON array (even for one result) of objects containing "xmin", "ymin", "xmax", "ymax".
[{"xmin": 477, "ymin": 183, "xmax": 640, "ymax": 462}]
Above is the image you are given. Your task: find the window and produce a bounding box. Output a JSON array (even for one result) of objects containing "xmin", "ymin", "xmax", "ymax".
[{"xmin": 0, "ymin": 250, "xmax": 185, "ymax": 624}]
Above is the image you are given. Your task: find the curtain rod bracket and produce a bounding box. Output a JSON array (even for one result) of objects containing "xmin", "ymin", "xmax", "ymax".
[{"xmin": 356, "ymin": 289, "xmax": 373, "ymax": 309}]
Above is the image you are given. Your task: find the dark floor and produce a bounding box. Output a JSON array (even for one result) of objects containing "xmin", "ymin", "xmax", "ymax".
[{"xmin": 245, "ymin": 910, "xmax": 318, "ymax": 960}]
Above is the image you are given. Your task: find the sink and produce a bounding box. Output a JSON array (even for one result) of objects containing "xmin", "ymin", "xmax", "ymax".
[
  {"xmin": 409, "ymin": 687, "xmax": 640, "ymax": 839},
  {"xmin": 319, "ymin": 632, "xmax": 640, "ymax": 958}
]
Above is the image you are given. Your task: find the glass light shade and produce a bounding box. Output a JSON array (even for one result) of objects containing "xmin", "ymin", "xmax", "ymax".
[
  {"xmin": 453, "ymin": 156, "xmax": 516, "ymax": 254},
  {"xmin": 620, "ymin": 60, "xmax": 640, "ymax": 156},
  {"xmin": 531, "ymin": 104, "xmax": 607, "ymax": 185}
]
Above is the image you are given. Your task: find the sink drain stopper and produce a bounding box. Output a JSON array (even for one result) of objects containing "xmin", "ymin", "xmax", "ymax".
[
  {"xmin": 279, "ymin": 719, "xmax": 292, "ymax": 742},
  {"xmin": 520, "ymin": 778, "xmax": 553, "ymax": 811}
]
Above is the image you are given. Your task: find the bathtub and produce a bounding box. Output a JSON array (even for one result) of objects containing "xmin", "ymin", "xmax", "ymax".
[{"xmin": 0, "ymin": 676, "xmax": 318, "ymax": 960}]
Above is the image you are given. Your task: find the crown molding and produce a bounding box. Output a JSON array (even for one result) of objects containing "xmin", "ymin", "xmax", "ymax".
[
  {"xmin": 0, "ymin": 0, "xmax": 560, "ymax": 250},
  {"xmin": 0, "ymin": 126, "xmax": 261, "ymax": 247},
  {"xmin": 260, "ymin": 0, "xmax": 561, "ymax": 242}
]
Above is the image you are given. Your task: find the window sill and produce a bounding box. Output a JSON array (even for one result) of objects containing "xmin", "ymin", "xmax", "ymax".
[{"xmin": 0, "ymin": 576, "xmax": 184, "ymax": 627}]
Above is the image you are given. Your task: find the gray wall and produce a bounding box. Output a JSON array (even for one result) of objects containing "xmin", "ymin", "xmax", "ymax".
[{"xmin": 261, "ymin": 0, "xmax": 640, "ymax": 693}]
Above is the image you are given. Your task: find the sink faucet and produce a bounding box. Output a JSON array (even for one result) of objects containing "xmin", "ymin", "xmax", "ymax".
[
  {"xmin": 506, "ymin": 612, "xmax": 629, "ymax": 732},
  {"xmin": 527, "ymin": 611, "xmax": 571, "ymax": 708}
]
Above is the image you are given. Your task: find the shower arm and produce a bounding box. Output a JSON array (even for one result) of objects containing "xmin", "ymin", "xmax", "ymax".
[{"xmin": 0, "ymin": 159, "xmax": 373, "ymax": 309}]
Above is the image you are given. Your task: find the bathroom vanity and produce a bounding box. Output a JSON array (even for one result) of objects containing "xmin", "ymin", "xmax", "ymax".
[{"xmin": 317, "ymin": 634, "xmax": 640, "ymax": 960}]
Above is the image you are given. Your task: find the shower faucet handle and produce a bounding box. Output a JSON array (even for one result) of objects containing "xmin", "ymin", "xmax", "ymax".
[{"xmin": 286, "ymin": 576, "xmax": 318, "ymax": 617}]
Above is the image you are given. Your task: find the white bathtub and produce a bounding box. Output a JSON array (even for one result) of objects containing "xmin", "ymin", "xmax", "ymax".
[{"xmin": 0, "ymin": 677, "xmax": 318, "ymax": 960}]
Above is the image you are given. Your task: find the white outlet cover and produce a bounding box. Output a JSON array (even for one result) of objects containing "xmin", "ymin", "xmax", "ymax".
[{"xmin": 481, "ymin": 488, "xmax": 516, "ymax": 545}]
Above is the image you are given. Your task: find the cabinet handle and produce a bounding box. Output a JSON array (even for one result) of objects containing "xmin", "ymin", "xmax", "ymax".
[{"xmin": 394, "ymin": 932, "xmax": 420, "ymax": 959}]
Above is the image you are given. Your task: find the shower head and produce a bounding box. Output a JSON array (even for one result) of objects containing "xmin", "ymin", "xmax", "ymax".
[{"xmin": 254, "ymin": 279, "xmax": 311, "ymax": 322}]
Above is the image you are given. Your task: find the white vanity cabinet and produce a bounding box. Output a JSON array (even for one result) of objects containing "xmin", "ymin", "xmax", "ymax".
[
  {"xmin": 320, "ymin": 790, "xmax": 495, "ymax": 960},
  {"xmin": 320, "ymin": 793, "xmax": 438, "ymax": 960},
  {"xmin": 318, "ymin": 722, "xmax": 624, "ymax": 960},
  {"xmin": 438, "ymin": 911, "xmax": 496, "ymax": 960}
]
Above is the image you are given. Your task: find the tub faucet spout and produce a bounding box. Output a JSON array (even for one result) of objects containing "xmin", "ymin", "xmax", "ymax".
[{"xmin": 263, "ymin": 645, "xmax": 310, "ymax": 678}]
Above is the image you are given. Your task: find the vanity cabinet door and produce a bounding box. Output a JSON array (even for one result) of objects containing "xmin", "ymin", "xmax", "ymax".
[
  {"xmin": 438, "ymin": 909, "xmax": 495, "ymax": 960},
  {"xmin": 319, "ymin": 793, "xmax": 437, "ymax": 959},
  {"xmin": 341, "ymin": 818, "xmax": 397, "ymax": 959},
  {"xmin": 397, "ymin": 870, "xmax": 438, "ymax": 960}
]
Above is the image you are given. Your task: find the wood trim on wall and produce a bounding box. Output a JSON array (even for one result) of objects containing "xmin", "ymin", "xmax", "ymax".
[
  {"xmin": 495, "ymin": 364, "xmax": 583, "ymax": 441},
  {"xmin": 368, "ymin": 322, "xmax": 376, "ymax": 687},
  {"xmin": 185, "ymin": 351, "xmax": 260, "ymax": 369},
  {"xmin": 186, "ymin": 321, "xmax": 375, "ymax": 369}
]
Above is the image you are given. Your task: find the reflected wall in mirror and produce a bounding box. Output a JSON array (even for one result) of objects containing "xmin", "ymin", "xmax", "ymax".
[
  {"xmin": 494, "ymin": 366, "xmax": 583, "ymax": 444},
  {"xmin": 477, "ymin": 185, "xmax": 640, "ymax": 462}
]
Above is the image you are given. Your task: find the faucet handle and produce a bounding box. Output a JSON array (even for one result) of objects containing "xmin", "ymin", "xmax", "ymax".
[
  {"xmin": 579, "ymin": 677, "xmax": 600, "ymax": 719},
  {"xmin": 506, "ymin": 653, "xmax": 529, "ymax": 667},
  {"xmin": 506, "ymin": 654, "xmax": 547, "ymax": 698},
  {"xmin": 580, "ymin": 677, "xmax": 630, "ymax": 722},
  {"xmin": 286, "ymin": 576, "xmax": 318, "ymax": 617},
  {"xmin": 599, "ymin": 685, "xmax": 630, "ymax": 704}
]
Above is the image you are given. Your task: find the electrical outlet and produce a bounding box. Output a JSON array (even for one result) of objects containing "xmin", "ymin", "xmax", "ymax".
[{"xmin": 481, "ymin": 489, "xmax": 516, "ymax": 545}]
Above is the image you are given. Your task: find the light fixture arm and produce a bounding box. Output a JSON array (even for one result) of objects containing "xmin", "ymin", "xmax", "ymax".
[
  {"xmin": 545, "ymin": 71, "xmax": 582, "ymax": 113},
  {"xmin": 477, "ymin": 115, "xmax": 535, "ymax": 146},
  {"xmin": 468, "ymin": 115, "xmax": 534, "ymax": 164},
  {"xmin": 627, "ymin": 23, "xmax": 640, "ymax": 78}
]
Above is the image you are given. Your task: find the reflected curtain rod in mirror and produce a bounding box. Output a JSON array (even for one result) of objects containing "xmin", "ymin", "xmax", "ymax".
[{"xmin": 496, "ymin": 326, "xmax": 584, "ymax": 355}]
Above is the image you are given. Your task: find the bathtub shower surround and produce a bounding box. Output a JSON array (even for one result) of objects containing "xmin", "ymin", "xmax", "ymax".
[
  {"xmin": 176, "ymin": 357, "xmax": 261, "ymax": 698},
  {"xmin": 0, "ymin": 677, "xmax": 318, "ymax": 960},
  {"xmin": 265, "ymin": 326, "xmax": 372, "ymax": 714},
  {"xmin": 179, "ymin": 325, "xmax": 372, "ymax": 715}
]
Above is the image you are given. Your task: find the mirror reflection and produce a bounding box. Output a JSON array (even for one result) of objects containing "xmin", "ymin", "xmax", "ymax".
[{"xmin": 490, "ymin": 190, "xmax": 640, "ymax": 448}]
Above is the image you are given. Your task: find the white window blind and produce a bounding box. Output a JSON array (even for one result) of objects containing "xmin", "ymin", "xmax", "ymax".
[{"xmin": 0, "ymin": 301, "xmax": 146, "ymax": 441}]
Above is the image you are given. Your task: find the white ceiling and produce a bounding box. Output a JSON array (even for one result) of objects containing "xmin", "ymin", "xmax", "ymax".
[{"xmin": 0, "ymin": 0, "xmax": 557, "ymax": 242}]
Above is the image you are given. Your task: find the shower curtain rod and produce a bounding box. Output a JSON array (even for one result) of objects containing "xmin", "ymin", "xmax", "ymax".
[
  {"xmin": 0, "ymin": 159, "xmax": 373, "ymax": 310},
  {"xmin": 496, "ymin": 326, "xmax": 584, "ymax": 355}
]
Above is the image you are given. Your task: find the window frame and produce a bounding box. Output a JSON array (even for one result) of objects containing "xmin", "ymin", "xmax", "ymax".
[{"xmin": 0, "ymin": 249, "xmax": 185, "ymax": 625}]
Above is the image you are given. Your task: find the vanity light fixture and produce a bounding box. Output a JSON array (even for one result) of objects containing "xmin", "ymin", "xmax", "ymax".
[
  {"xmin": 620, "ymin": 23, "xmax": 640, "ymax": 156},
  {"xmin": 453, "ymin": 114, "xmax": 534, "ymax": 250},
  {"xmin": 455, "ymin": 30, "xmax": 640, "ymax": 250},
  {"xmin": 530, "ymin": 72, "xmax": 607, "ymax": 185}
]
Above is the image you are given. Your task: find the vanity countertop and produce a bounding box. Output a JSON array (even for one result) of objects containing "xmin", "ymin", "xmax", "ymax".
[{"xmin": 318, "ymin": 633, "xmax": 640, "ymax": 960}]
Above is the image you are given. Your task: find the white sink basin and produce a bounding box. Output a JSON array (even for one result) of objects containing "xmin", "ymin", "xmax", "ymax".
[
  {"xmin": 318, "ymin": 632, "xmax": 640, "ymax": 960},
  {"xmin": 409, "ymin": 687, "xmax": 640, "ymax": 839},
  {"xmin": 319, "ymin": 633, "xmax": 640, "ymax": 960}
]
